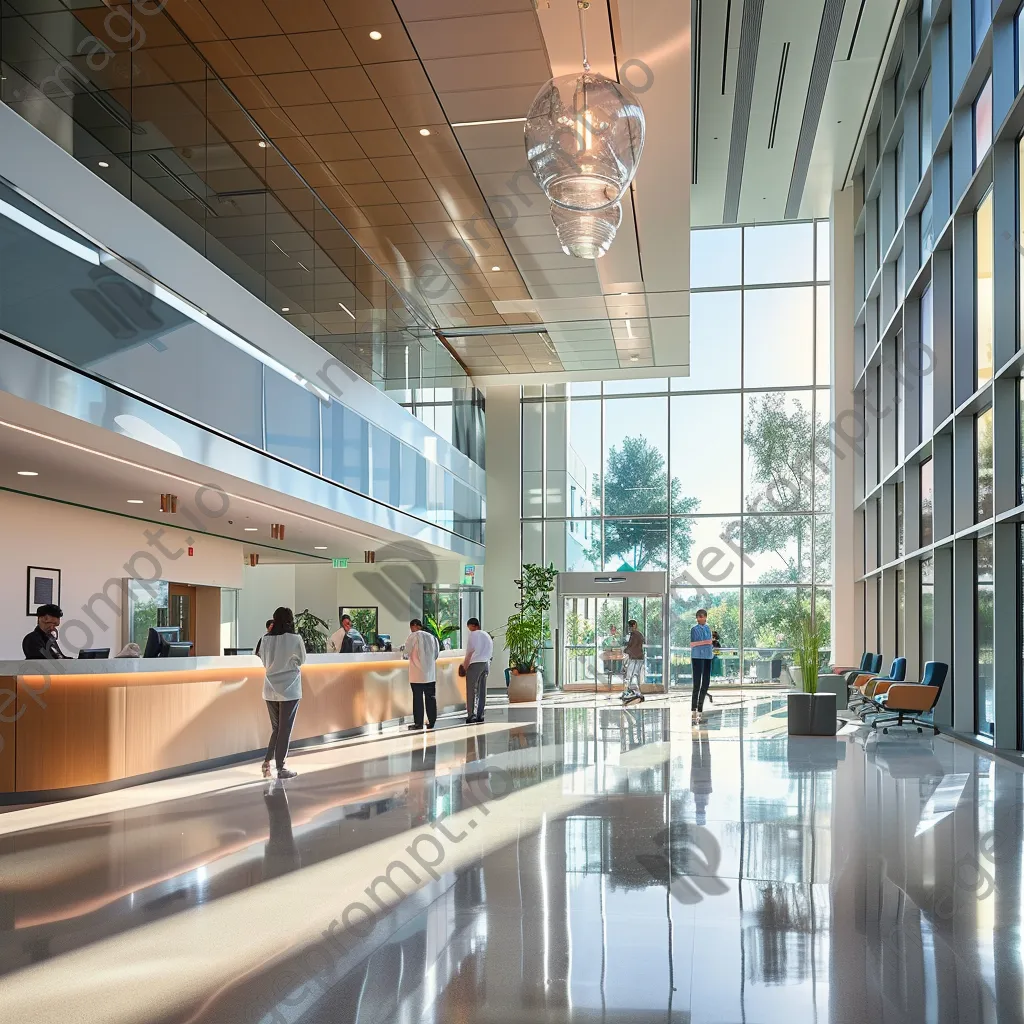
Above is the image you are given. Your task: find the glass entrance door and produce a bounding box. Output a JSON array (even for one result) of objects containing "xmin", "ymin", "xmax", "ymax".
[{"xmin": 560, "ymin": 594, "xmax": 665, "ymax": 694}]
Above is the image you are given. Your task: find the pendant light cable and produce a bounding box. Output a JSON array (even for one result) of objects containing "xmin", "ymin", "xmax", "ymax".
[{"xmin": 578, "ymin": 0, "xmax": 591, "ymax": 71}]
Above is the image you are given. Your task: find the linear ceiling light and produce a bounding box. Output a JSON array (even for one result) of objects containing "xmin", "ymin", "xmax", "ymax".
[
  {"xmin": 450, "ymin": 117, "xmax": 527, "ymax": 127},
  {"xmin": 0, "ymin": 197, "xmax": 100, "ymax": 265}
]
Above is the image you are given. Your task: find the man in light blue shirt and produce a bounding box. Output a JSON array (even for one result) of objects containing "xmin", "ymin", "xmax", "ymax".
[{"xmin": 690, "ymin": 609, "xmax": 714, "ymax": 721}]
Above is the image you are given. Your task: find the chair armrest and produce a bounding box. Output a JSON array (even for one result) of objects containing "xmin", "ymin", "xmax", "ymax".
[
  {"xmin": 885, "ymin": 684, "xmax": 939, "ymax": 712},
  {"xmin": 852, "ymin": 673, "xmax": 877, "ymax": 693},
  {"xmin": 872, "ymin": 680, "xmax": 894, "ymax": 696}
]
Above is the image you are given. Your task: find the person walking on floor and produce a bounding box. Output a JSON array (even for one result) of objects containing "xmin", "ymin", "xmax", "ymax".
[
  {"xmin": 259, "ymin": 606, "xmax": 306, "ymax": 780},
  {"xmin": 620, "ymin": 618, "xmax": 646, "ymax": 705},
  {"xmin": 404, "ymin": 618, "xmax": 439, "ymax": 731},
  {"xmin": 462, "ymin": 617, "xmax": 493, "ymax": 724},
  {"xmin": 690, "ymin": 608, "xmax": 714, "ymax": 723}
]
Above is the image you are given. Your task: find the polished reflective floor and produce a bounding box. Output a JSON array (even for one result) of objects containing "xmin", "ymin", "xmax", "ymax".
[{"xmin": 1, "ymin": 693, "xmax": 1022, "ymax": 1023}]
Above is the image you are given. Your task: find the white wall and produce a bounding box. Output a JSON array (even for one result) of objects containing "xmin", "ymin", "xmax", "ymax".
[
  {"xmin": 240, "ymin": 556, "xmax": 467, "ymax": 648},
  {"xmin": 238, "ymin": 564, "xmax": 296, "ymax": 652},
  {"xmin": 3, "ymin": 491, "xmax": 242, "ymax": 657}
]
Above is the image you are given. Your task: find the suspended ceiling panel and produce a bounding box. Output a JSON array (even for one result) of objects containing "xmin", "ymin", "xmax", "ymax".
[{"xmin": 691, "ymin": 0, "xmax": 902, "ymax": 226}]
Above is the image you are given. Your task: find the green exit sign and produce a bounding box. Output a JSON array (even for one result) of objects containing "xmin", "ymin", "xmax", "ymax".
[{"xmin": 332, "ymin": 557, "xmax": 349, "ymax": 569}]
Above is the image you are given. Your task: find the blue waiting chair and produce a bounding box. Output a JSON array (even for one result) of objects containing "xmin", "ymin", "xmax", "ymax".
[
  {"xmin": 852, "ymin": 657, "xmax": 907, "ymax": 716},
  {"xmin": 869, "ymin": 662, "xmax": 949, "ymax": 734}
]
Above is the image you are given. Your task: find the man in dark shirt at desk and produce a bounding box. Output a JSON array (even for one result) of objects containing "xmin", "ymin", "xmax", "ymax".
[{"xmin": 22, "ymin": 604, "xmax": 68, "ymax": 659}]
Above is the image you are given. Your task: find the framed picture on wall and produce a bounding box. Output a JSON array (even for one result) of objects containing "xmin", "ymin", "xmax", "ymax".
[
  {"xmin": 26, "ymin": 566, "xmax": 61, "ymax": 615},
  {"xmin": 340, "ymin": 606, "xmax": 378, "ymax": 644}
]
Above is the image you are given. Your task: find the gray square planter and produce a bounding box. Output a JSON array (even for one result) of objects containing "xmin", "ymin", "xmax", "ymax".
[{"xmin": 787, "ymin": 692, "xmax": 837, "ymax": 736}]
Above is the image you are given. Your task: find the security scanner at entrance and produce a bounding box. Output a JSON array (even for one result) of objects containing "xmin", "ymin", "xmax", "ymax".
[{"xmin": 555, "ymin": 571, "xmax": 668, "ymax": 694}]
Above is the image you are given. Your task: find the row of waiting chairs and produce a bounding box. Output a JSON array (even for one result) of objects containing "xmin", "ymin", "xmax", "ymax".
[{"xmin": 838, "ymin": 653, "xmax": 948, "ymax": 735}]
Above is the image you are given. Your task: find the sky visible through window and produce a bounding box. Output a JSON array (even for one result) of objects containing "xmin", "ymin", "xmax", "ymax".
[{"xmin": 521, "ymin": 221, "xmax": 832, "ymax": 682}]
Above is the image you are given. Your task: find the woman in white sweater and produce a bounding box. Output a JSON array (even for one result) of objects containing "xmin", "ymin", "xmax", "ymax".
[{"xmin": 258, "ymin": 606, "xmax": 306, "ymax": 780}]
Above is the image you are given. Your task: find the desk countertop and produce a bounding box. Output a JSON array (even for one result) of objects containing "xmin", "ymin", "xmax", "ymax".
[{"xmin": 1, "ymin": 651, "xmax": 465, "ymax": 679}]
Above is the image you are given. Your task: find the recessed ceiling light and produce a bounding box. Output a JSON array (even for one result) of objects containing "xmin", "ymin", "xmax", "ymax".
[
  {"xmin": 630, "ymin": 355, "xmax": 639, "ymax": 362},
  {"xmin": 244, "ymin": 527, "xmax": 258, "ymax": 531},
  {"xmin": 419, "ymin": 128, "xmax": 431, "ymax": 136},
  {"xmin": 17, "ymin": 470, "xmax": 38, "ymax": 476},
  {"xmin": 314, "ymin": 546, "xmax": 327, "ymax": 550},
  {"xmin": 258, "ymin": 141, "xmax": 267, "ymax": 148},
  {"xmin": 369, "ymin": 30, "xmax": 382, "ymax": 40},
  {"xmin": 127, "ymin": 499, "xmax": 144, "ymax": 504},
  {"xmin": 620, "ymin": 292, "xmax": 629, "ymax": 296},
  {"xmin": 491, "ymin": 265, "xmax": 501, "ymax": 271},
  {"xmin": 281, "ymin": 307, "xmax": 290, "ymax": 312},
  {"xmin": 98, "ymin": 161, "xmax": 109, "ymax": 168}
]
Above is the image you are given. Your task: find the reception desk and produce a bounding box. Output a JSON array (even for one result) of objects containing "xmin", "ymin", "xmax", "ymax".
[{"xmin": 0, "ymin": 652, "xmax": 466, "ymax": 798}]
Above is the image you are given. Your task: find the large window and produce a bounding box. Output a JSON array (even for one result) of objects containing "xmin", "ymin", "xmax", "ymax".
[
  {"xmin": 521, "ymin": 221, "xmax": 832, "ymax": 679},
  {"xmin": 974, "ymin": 77, "xmax": 993, "ymax": 169},
  {"xmin": 920, "ymin": 556, "xmax": 934, "ymax": 669},
  {"xmin": 919, "ymin": 75, "xmax": 933, "ymax": 173},
  {"xmin": 920, "ymin": 283, "xmax": 934, "ymax": 438},
  {"xmin": 977, "ymin": 534, "xmax": 994, "ymax": 738},
  {"xmin": 976, "ymin": 190, "xmax": 994, "ymax": 388},
  {"xmin": 921, "ymin": 457, "xmax": 934, "ymax": 547},
  {"xmin": 974, "ymin": 0, "xmax": 993, "ymax": 55},
  {"xmin": 977, "ymin": 406, "xmax": 994, "ymax": 521}
]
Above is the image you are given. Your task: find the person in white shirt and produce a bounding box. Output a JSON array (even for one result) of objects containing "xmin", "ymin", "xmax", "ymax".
[
  {"xmin": 258, "ymin": 606, "xmax": 306, "ymax": 780},
  {"xmin": 461, "ymin": 617, "xmax": 493, "ymax": 724},
  {"xmin": 327, "ymin": 614, "xmax": 365, "ymax": 653},
  {"xmin": 403, "ymin": 618, "xmax": 439, "ymax": 730}
]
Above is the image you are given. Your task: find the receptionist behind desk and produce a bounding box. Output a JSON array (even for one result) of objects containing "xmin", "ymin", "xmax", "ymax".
[{"xmin": 22, "ymin": 603, "xmax": 68, "ymax": 659}]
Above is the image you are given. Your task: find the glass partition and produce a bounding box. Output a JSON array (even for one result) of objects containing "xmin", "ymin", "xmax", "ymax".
[
  {"xmin": 0, "ymin": 178, "xmax": 485, "ymax": 544},
  {"xmin": 0, "ymin": 0, "xmax": 474, "ymax": 407}
]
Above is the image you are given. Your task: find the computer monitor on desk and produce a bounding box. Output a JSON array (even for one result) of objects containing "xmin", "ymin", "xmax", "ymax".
[
  {"xmin": 79, "ymin": 648, "xmax": 111, "ymax": 659},
  {"xmin": 143, "ymin": 627, "xmax": 190, "ymax": 659}
]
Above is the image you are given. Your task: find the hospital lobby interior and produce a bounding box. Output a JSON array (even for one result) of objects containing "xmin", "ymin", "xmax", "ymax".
[{"xmin": 1, "ymin": 0, "xmax": 1024, "ymax": 1021}]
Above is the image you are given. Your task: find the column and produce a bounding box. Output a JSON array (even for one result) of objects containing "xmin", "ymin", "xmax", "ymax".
[
  {"xmin": 831, "ymin": 187, "xmax": 858, "ymax": 667},
  {"xmin": 483, "ymin": 385, "xmax": 522, "ymax": 656}
]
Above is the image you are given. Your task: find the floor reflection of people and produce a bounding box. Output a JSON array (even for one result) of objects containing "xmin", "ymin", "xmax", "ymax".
[
  {"xmin": 691, "ymin": 730, "xmax": 713, "ymax": 825},
  {"xmin": 411, "ymin": 738, "xmax": 438, "ymax": 774},
  {"xmin": 262, "ymin": 782, "xmax": 300, "ymax": 880}
]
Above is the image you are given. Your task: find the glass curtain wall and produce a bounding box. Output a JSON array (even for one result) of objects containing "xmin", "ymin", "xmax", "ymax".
[
  {"xmin": 852, "ymin": 0, "xmax": 1024, "ymax": 750},
  {"xmin": 521, "ymin": 221, "xmax": 833, "ymax": 688}
]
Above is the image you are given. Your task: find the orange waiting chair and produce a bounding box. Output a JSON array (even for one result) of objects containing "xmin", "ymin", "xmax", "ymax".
[
  {"xmin": 851, "ymin": 657, "xmax": 906, "ymax": 715},
  {"xmin": 846, "ymin": 654, "xmax": 884, "ymax": 708},
  {"xmin": 868, "ymin": 662, "xmax": 948, "ymax": 735}
]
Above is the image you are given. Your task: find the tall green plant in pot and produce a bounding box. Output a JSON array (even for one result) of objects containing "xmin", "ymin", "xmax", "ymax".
[
  {"xmin": 295, "ymin": 609, "xmax": 330, "ymax": 654},
  {"xmin": 787, "ymin": 614, "xmax": 836, "ymax": 735},
  {"xmin": 794, "ymin": 615, "xmax": 822, "ymax": 694},
  {"xmin": 503, "ymin": 563, "xmax": 558, "ymax": 675}
]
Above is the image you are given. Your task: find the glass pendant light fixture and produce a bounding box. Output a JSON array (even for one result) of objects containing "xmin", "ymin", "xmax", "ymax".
[
  {"xmin": 525, "ymin": 1, "xmax": 645, "ymax": 213},
  {"xmin": 551, "ymin": 201, "xmax": 622, "ymax": 259}
]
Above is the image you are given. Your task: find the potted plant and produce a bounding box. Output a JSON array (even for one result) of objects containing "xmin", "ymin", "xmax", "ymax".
[
  {"xmin": 295, "ymin": 608, "xmax": 330, "ymax": 654},
  {"xmin": 425, "ymin": 614, "xmax": 457, "ymax": 649},
  {"xmin": 788, "ymin": 615, "xmax": 836, "ymax": 736},
  {"xmin": 503, "ymin": 563, "xmax": 558, "ymax": 702}
]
